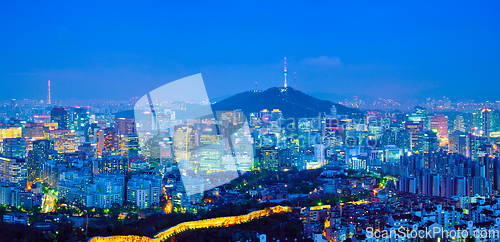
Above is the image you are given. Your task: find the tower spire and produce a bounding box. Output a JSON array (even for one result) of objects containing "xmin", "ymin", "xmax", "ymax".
[
  {"xmin": 284, "ymin": 56, "xmax": 287, "ymax": 88},
  {"xmin": 47, "ymin": 80, "xmax": 51, "ymax": 105}
]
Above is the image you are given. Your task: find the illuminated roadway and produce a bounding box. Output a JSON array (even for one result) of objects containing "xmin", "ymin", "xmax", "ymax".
[
  {"xmin": 88, "ymin": 206, "xmax": 292, "ymax": 242},
  {"xmin": 42, "ymin": 189, "xmax": 57, "ymax": 213}
]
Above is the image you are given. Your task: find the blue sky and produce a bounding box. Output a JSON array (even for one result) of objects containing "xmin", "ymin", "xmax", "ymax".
[{"xmin": 1, "ymin": 1, "xmax": 499, "ymax": 102}]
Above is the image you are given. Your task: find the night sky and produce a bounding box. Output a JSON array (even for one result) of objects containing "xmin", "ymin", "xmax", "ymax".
[{"xmin": 1, "ymin": 1, "xmax": 499, "ymax": 102}]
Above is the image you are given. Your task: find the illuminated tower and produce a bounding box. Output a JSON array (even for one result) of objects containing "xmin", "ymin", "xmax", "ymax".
[
  {"xmin": 283, "ymin": 57, "xmax": 287, "ymax": 88},
  {"xmin": 482, "ymin": 108, "xmax": 491, "ymax": 142},
  {"xmin": 47, "ymin": 80, "xmax": 51, "ymax": 105}
]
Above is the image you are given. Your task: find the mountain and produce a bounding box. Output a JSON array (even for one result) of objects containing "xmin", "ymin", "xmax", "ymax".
[{"xmin": 212, "ymin": 87, "xmax": 363, "ymax": 118}]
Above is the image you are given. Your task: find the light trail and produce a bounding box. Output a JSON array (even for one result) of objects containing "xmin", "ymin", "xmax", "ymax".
[
  {"xmin": 41, "ymin": 188, "xmax": 57, "ymax": 213},
  {"xmin": 88, "ymin": 206, "xmax": 292, "ymax": 242}
]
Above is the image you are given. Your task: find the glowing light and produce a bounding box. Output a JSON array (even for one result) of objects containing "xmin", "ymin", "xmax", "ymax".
[{"xmin": 89, "ymin": 206, "xmax": 292, "ymax": 242}]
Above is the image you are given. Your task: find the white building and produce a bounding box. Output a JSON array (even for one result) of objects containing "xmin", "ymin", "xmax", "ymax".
[{"xmin": 126, "ymin": 174, "xmax": 163, "ymax": 209}]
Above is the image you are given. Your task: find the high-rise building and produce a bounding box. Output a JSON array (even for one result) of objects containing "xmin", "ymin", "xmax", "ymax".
[
  {"xmin": 126, "ymin": 174, "xmax": 163, "ymax": 209},
  {"xmin": 23, "ymin": 123, "xmax": 45, "ymax": 139},
  {"xmin": 482, "ymin": 109, "xmax": 491, "ymax": 141},
  {"xmin": 421, "ymin": 130, "xmax": 438, "ymax": 152},
  {"xmin": 48, "ymin": 130, "xmax": 76, "ymax": 153},
  {"xmin": 404, "ymin": 121, "xmax": 423, "ymax": 150},
  {"xmin": 260, "ymin": 147, "xmax": 279, "ymax": 170},
  {"xmin": 0, "ymin": 157, "xmax": 28, "ymax": 188},
  {"xmin": 2, "ymin": 138, "xmax": 26, "ymax": 158},
  {"xmin": 199, "ymin": 133, "xmax": 222, "ymax": 172},
  {"xmin": 430, "ymin": 114, "xmax": 448, "ymax": 139},
  {"xmin": 27, "ymin": 140, "xmax": 58, "ymax": 181},
  {"xmin": 449, "ymin": 131, "xmax": 470, "ymax": 157},
  {"xmin": 10, "ymin": 189, "xmax": 33, "ymax": 208},
  {"xmin": 93, "ymin": 173, "xmax": 125, "ymax": 208},
  {"xmin": 50, "ymin": 107, "xmax": 69, "ymax": 130},
  {"xmin": 97, "ymin": 128, "xmax": 119, "ymax": 157},
  {"xmin": 395, "ymin": 130, "xmax": 411, "ymax": 151},
  {"xmin": 84, "ymin": 123, "xmax": 99, "ymax": 143},
  {"xmin": 119, "ymin": 133, "xmax": 140, "ymax": 158},
  {"xmin": 0, "ymin": 126, "xmax": 22, "ymax": 143},
  {"xmin": 173, "ymin": 126, "xmax": 195, "ymax": 162},
  {"xmin": 454, "ymin": 115, "xmax": 466, "ymax": 132},
  {"xmin": 73, "ymin": 107, "xmax": 89, "ymax": 132},
  {"xmin": 115, "ymin": 118, "xmax": 136, "ymax": 135}
]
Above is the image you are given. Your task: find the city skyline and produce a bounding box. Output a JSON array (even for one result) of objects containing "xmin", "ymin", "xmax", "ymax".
[{"xmin": 2, "ymin": 2, "xmax": 500, "ymax": 242}]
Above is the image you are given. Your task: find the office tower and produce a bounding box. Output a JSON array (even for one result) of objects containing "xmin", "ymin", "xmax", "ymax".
[
  {"xmin": 405, "ymin": 121, "xmax": 423, "ymax": 150},
  {"xmin": 73, "ymin": 107, "xmax": 89, "ymax": 132},
  {"xmin": 0, "ymin": 126, "xmax": 22, "ymax": 143},
  {"xmin": 173, "ymin": 126, "xmax": 195, "ymax": 162},
  {"xmin": 97, "ymin": 128, "xmax": 119, "ymax": 157},
  {"xmin": 27, "ymin": 140, "xmax": 57, "ymax": 181},
  {"xmin": 260, "ymin": 146, "xmax": 279, "ymax": 170},
  {"xmin": 48, "ymin": 130, "xmax": 76, "ymax": 153},
  {"xmin": 0, "ymin": 157, "xmax": 28, "ymax": 188},
  {"xmin": 199, "ymin": 132, "xmax": 222, "ymax": 172},
  {"xmin": 298, "ymin": 119, "xmax": 312, "ymax": 148},
  {"xmin": 396, "ymin": 130, "xmax": 411, "ymax": 151},
  {"xmin": 324, "ymin": 117, "xmax": 339, "ymax": 147},
  {"xmin": 23, "ymin": 123, "xmax": 44, "ymax": 139},
  {"xmin": 454, "ymin": 115, "xmax": 466, "ymax": 132},
  {"xmin": 449, "ymin": 131, "xmax": 470, "ymax": 157},
  {"xmin": 119, "ymin": 133, "xmax": 140, "ymax": 158},
  {"xmin": 126, "ymin": 174, "xmax": 163, "ymax": 209},
  {"xmin": 430, "ymin": 114, "xmax": 448, "ymax": 138},
  {"xmin": 482, "ymin": 109, "xmax": 491, "ymax": 141},
  {"xmin": 115, "ymin": 118, "xmax": 136, "ymax": 135},
  {"xmin": 84, "ymin": 123, "xmax": 99, "ymax": 143},
  {"xmin": 315, "ymin": 143, "xmax": 326, "ymax": 166},
  {"xmin": 2, "ymin": 138, "xmax": 26, "ymax": 158},
  {"xmin": 421, "ymin": 130, "xmax": 438, "ymax": 152},
  {"xmin": 50, "ymin": 107, "xmax": 69, "ymax": 130}
]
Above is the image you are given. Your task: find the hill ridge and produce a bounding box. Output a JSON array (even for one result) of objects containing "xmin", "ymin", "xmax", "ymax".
[{"xmin": 211, "ymin": 87, "xmax": 362, "ymax": 118}]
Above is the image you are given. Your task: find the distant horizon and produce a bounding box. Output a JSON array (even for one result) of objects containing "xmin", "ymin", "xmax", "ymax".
[{"xmin": 2, "ymin": 84, "xmax": 498, "ymax": 105}]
